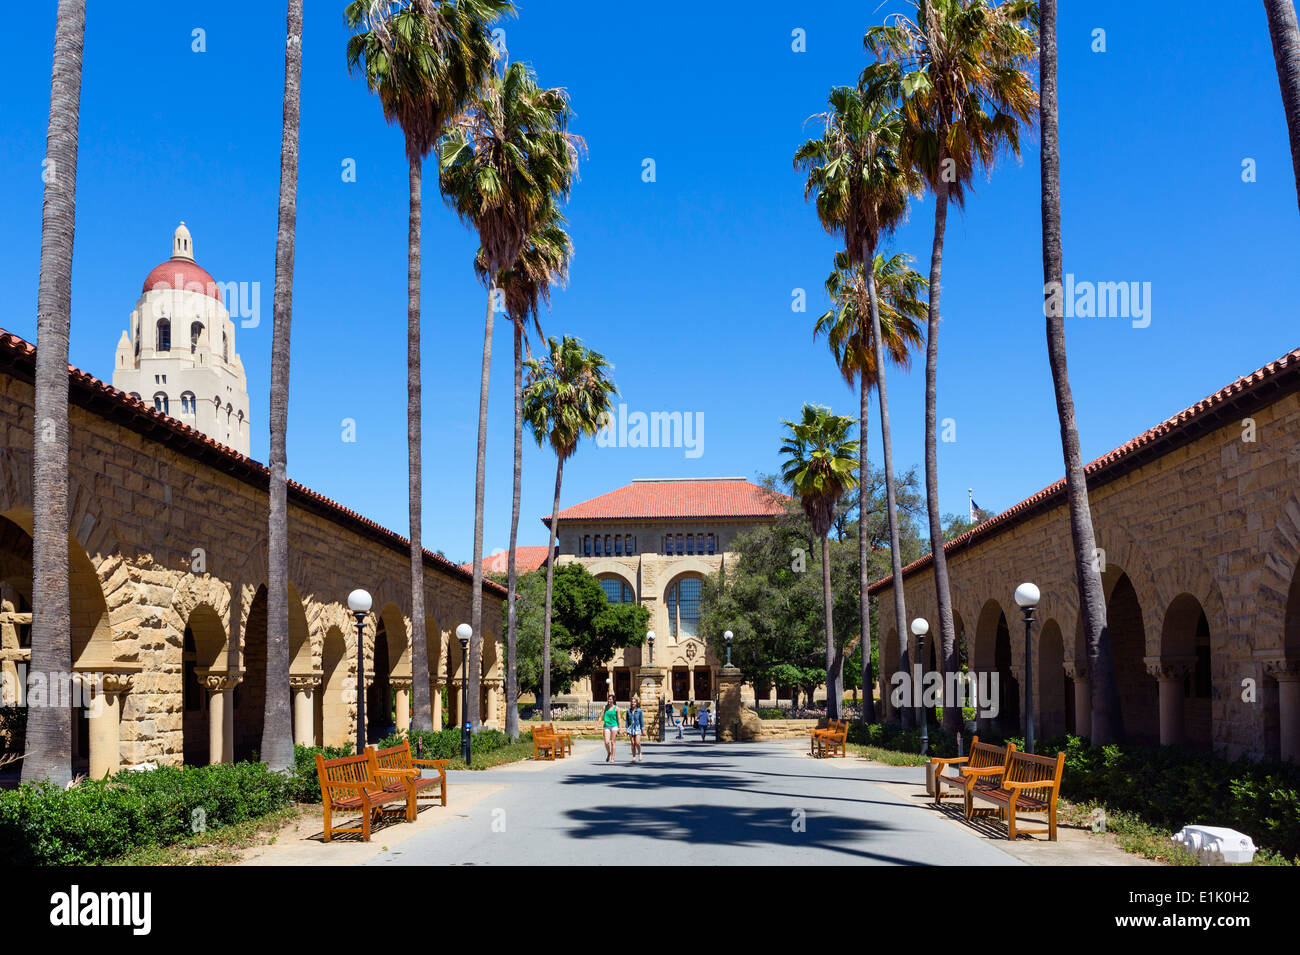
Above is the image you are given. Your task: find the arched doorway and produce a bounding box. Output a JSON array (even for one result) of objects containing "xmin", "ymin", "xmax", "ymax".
[
  {"xmin": 316, "ymin": 625, "xmax": 349, "ymax": 748},
  {"xmin": 1106, "ymin": 572, "xmax": 1157, "ymax": 742},
  {"xmin": 182, "ymin": 603, "xmax": 226, "ymax": 764},
  {"xmin": 1037, "ymin": 619, "xmax": 1066, "ymax": 738},
  {"xmin": 235, "ymin": 583, "xmax": 310, "ymax": 761},
  {"xmin": 974, "ymin": 599, "xmax": 1018, "ymax": 737},
  {"xmin": 1159, "ymin": 594, "xmax": 1212, "ymax": 749}
]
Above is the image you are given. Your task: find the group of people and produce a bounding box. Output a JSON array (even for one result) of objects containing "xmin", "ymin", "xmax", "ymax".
[{"xmin": 600, "ymin": 695, "xmax": 714, "ymax": 763}]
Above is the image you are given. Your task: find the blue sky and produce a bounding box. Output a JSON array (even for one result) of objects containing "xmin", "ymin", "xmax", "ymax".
[{"xmin": 1, "ymin": 1, "xmax": 1296, "ymax": 566}]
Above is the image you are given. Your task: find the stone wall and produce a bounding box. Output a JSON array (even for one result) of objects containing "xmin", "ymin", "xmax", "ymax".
[{"xmin": 0, "ymin": 334, "xmax": 506, "ymax": 775}]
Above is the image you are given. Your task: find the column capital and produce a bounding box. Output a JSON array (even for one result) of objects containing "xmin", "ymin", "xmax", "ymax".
[
  {"xmin": 100, "ymin": 671, "xmax": 136, "ymax": 695},
  {"xmin": 199, "ymin": 669, "xmax": 243, "ymax": 692},
  {"xmin": 1144, "ymin": 656, "xmax": 1195, "ymax": 680},
  {"xmin": 1063, "ymin": 661, "xmax": 1088, "ymax": 681},
  {"xmin": 289, "ymin": 673, "xmax": 322, "ymax": 691},
  {"xmin": 389, "ymin": 677, "xmax": 413, "ymax": 691},
  {"xmin": 1263, "ymin": 658, "xmax": 1300, "ymax": 681}
]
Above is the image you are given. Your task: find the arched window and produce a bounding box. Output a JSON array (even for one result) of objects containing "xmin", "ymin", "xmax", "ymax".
[
  {"xmin": 129, "ymin": 392, "xmax": 142, "ymax": 403},
  {"xmin": 153, "ymin": 392, "xmax": 169, "ymax": 414},
  {"xmin": 707, "ymin": 534, "xmax": 716, "ymax": 555},
  {"xmin": 190, "ymin": 321, "xmax": 203, "ymax": 353},
  {"xmin": 686, "ymin": 534, "xmax": 695, "ymax": 555},
  {"xmin": 666, "ymin": 576, "xmax": 702, "ymax": 639},
  {"xmin": 156, "ymin": 318, "xmax": 171, "ymax": 352},
  {"xmin": 676, "ymin": 533, "xmax": 684, "ymax": 554},
  {"xmin": 594, "ymin": 536, "xmax": 603, "ymax": 556},
  {"xmin": 583, "ymin": 535, "xmax": 591, "ymax": 556},
  {"xmin": 626, "ymin": 535, "xmax": 636, "ymax": 557},
  {"xmin": 614, "ymin": 534, "xmax": 622, "ymax": 555},
  {"xmin": 598, "ymin": 576, "xmax": 634, "ymax": 604},
  {"xmin": 180, "ymin": 391, "xmax": 196, "ymax": 414},
  {"xmin": 604, "ymin": 535, "xmax": 611, "ymax": 555},
  {"xmin": 222, "ymin": 331, "xmax": 229, "ymax": 363},
  {"xmin": 664, "ymin": 535, "xmax": 674, "ymax": 555}
]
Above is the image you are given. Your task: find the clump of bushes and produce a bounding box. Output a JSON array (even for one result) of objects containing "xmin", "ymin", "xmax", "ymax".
[
  {"xmin": 376, "ymin": 727, "xmax": 526, "ymax": 762},
  {"xmin": 289, "ymin": 743, "xmax": 354, "ymax": 803},
  {"xmin": 0, "ymin": 761, "xmax": 294, "ymax": 866},
  {"xmin": 847, "ymin": 720, "xmax": 959, "ymax": 758}
]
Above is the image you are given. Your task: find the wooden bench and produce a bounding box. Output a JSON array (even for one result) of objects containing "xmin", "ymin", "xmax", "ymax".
[
  {"xmin": 532, "ymin": 726, "xmax": 561, "ymax": 760},
  {"xmin": 316, "ymin": 750, "xmax": 410, "ymax": 842},
  {"xmin": 930, "ymin": 737, "xmax": 1016, "ymax": 817},
  {"xmin": 969, "ymin": 749, "xmax": 1065, "ymax": 840},
  {"xmin": 811, "ymin": 719, "xmax": 848, "ymax": 758},
  {"xmin": 371, "ymin": 739, "xmax": 449, "ymax": 818},
  {"xmin": 539, "ymin": 722, "xmax": 573, "ymax": 757}
]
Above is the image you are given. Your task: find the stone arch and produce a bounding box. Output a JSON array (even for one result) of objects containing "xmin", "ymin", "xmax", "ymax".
[
  {"xmin": 594, "ymin": 567, "xmax": 637, "ymax": 605},
  {"xmin": 1037, "ymin": 618, "xmax": 1067, "ymax": 738},
  {"xmin": 366, "ymin": 604, "xmax": 406, "ymax": 742},
  {"xmin": 425, "ymin": 615, "xmax": 444, "ymax": 728},
  {"xmin": 880, "ymin": 624, "xmax": 900, "ymax": 720},
  {"xmin": 233, "ymin": 582, "xmax": 311, "ymax": 760},
  {"xmin": 1158, "ymin": 593, "xmax": 1213, "ymax": 748},
  {"xmin": 661, "ymin": 568, "xmax": 707, "ymax": 643},
  {"xmin": 973, "ymin": 598, "xmax": 1018, "ymax": 736},
  {"xmin": 181, "ymin": 602, "xmax": 227, "ymax": 764},
  {"xmin": 315, "ymin": 624, "xmax": 351, "ymax": 748},
  {"xmin": 1105, "ymin": 569, "xmax": 1158, "ymax": 743}
]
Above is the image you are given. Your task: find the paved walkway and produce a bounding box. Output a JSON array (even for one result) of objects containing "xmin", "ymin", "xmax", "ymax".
[{"xmin": 364, "ymin": 739, "xmax": 1025, "ymax": 866}]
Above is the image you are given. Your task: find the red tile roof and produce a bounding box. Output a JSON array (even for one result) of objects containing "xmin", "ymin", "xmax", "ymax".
[
  {"xmin": 545, "ymin": 477, "xmax": 789, "ymax": 525},
  {"xmin": 868, "ymin": 345, "xmax": 1300, "ymax": 595},
  {"xmin": 460, "ymin": 546, "xmax": 553, "ymax": 575},
  {"xmin": 0, "ymin": 328, "xmax": 506, "ymax": 598}
]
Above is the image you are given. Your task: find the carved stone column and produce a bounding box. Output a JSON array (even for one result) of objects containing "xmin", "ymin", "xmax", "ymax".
[
  {"xmin": 1265, "ymin": 659, "xmax": 1300, "ymax": 763},
  {"xmin": 638, "ymin": 666, "xmax": 663, "ymax": 738},
  {"xmin": 201, "ymin": 671, "xmax": 242, "ymax": 764},
  {"xmin": 290, "ymin": 674, "xmax": 321, "ymax": 747},
  {"xmin": 1146, "ymin": 657, "xmax": 1194, "ymax": 746},
  {"xmin": 717, "ymin": 665, "xmax": 743, "ymax": 741},
  {"xmin": 1065, "ymin": 662, "xmax": 1090, "ymax": 739},
  {"xmin": 88, "ymin": 671, "xmax": 134, "ymax": 779},
  {"xmin": 391, "ymin": 677, "xmax": 412, "ymax": 733}
]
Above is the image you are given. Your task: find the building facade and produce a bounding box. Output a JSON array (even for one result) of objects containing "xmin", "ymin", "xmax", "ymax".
[
  {"xmin": 113, "ymin": 223, "xmax": 251, "ymax": 456},
  {"xmin": 544, "ymin": 477, "xmax": 787, "ymax": 705}
]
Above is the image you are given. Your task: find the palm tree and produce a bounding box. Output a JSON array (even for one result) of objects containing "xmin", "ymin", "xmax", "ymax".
[
  {"xmin": 1266, "ymin": 0, "xmax": 1300, "ymax": 214},
  {"xmin": 866, "ymin": 0, "xmax": 1037, "ymax": 733},
  {"xmin": 779, "ymin": 405, "xmax": 861, "ymax": 720},
  {"xmin": 475, "ymin": 207, "xmax": 573, "ymax": 738},
  {"xmin": 522, "ymin": 336, "xmax": 617, "ymax": 719},
  {"xmin": 346, "ymin": 0, "xmax": 510, "ymax": 733},
  {"xmin": 440, "ymin": 60, "xmax": 581, "ymax": 729},
  {"xmin": 262, "ymin": 0, "xmax": 304, "ymax": 772},
  {"xmin": 814, "ymin": 251, "xmax": 926, "ymax": 725},
  {"xmin": 795, "ymin": 81, "xmax": 922, "ymax": 727},
  {"xmin": 23, "ymin": 0, "xmax": 84, "ymax": 787},
  {"xmin": 1038, "ymin": 0, "xmax": 1121, "ymax": 742}
]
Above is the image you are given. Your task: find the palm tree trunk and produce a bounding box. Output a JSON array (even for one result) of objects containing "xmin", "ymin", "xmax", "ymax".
[
  {"xmin": 262, "ymin": 0, "xmax": 303, "ymax": 772},
  {"xmin": 406, "ymin": 155, "xmax": 432, "ymax": 735},
  {"xmin": 822, "ymin": 534, "xmax": 839, "ymax": 719},
  {"xmin": 468, "ymin": 286, "xmax": 494, "ymax": 731},
  {"xmin": 923, "ymin": 149, "xmax": 962, "ymax": 736},
  {"xmin": 1266, "ymin": 0, "xmax": 1300, "ymax": 214},
  {"xmin": 504, "ymin": 322, "xmax": 523, "ymax": 738},
  {"xmin": 23, "ymin": 0, "xmax": 83, "ymax": 787},
  {"xmin": 1040, "ymin": 0, "xmax": 1120, "ymax": 743},
  {"xmin": 864, "ymin": 244, "xmax": 911, "ymax": 730},
  {"xmin": 858, "ymin": 376, "xmax": 876, "ymax": 725},
  {"xmin": 541, "ymin": 456, "xmax": 564, "ymax": 720}
]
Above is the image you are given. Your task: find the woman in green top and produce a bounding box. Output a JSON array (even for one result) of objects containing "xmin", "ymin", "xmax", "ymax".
[{"xmin": 601, "ymin": 694, "xmax": 620, "ymax": 762}]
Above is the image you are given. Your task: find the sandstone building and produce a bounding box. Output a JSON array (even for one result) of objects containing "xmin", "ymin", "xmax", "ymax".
[
  {"xmin": 869, "ymin": 346, "xmax": 1300, "ymax": 763},
  {"xmin": 544, "ymin": 477, "xmax": 787, "ymax": 704},
  {"xmin": 0, "ymin": 329, "xmax": 505, "ymax": 778}
]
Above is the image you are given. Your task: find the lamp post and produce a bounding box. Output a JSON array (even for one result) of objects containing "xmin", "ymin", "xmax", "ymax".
[
  {"xmin": 647, "ymin": 631, "xmax": 660, "ymax": 743},
  {"xmin": 724, "ymin": 630, "xmax": 734, "ymax": 667},
  {"xmin": 1014, "ymin": 582, "xmax": 1040, "ymax": 754},
  {"xmin": 347, "ymin": 588, "xmax": 372, "ymax": 755},
  {"xmin": 456, "ymin": 623, "xmax": 472, "ymax": 766},
  {"xmin": 910, "ymin": 617, "xmax": 930, "ymax": 755}
]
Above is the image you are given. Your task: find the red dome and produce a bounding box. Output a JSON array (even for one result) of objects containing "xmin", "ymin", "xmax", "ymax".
[{"xmin": 142, "ymin": 258, "xmax": 222, "ymax": 301}]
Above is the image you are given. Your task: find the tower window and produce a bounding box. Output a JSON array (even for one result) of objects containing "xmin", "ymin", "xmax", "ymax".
[
  {"xmin": 180, "ymin": 392, "xmax": 196, "ymax": 414},
  {"xmin": 156, "ymin": 318, "xmax": 171, "ymax": 352},
  {"xmin": 190, "ymin": 321, "xmax": 203, "ymax": 353},
  {"xmin": 223, "ymin": 332, "xmax": 229, "ymax": 363},
  {"xmin": 153, "ymin": 392, "xmax": 169, "ymax": 414}
]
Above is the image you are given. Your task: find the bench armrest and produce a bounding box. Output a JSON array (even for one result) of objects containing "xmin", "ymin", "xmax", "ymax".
[
  {"xmin": 374, "ymin": 767, "xmax": 417, "ymax": 779},
  {"xmin": 412, "ymin": 758, "xmax": 450, "ymax": 770},
  {"xmin": 1003, "ymin": 779, "xmax": 1056, "ymax": 791},
  {"xmin": 959, "ymin": 765, "xmax": 1004, "ymax": 777},
  {"xmin": 931, "ymin": 756, "xmax": 969, "ymax": 767}
]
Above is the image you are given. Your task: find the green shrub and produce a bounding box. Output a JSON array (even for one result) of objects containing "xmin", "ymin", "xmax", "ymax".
[
  {"xmin": 376, "ymin": 727, "xmax": 525, "ymax": 761},
  {"xmin": 289, "ymin": 743, "xmax": 354, "ymax": 803},
  {"xmin": 847, "ymin": 720, "xmax": 958, "ymax": 758},
  {"xmin": 0, "ymin": 761, "xmax": 294, "ymax": 865}
]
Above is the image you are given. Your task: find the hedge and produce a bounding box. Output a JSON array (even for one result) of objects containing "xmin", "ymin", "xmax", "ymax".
[
  {"xmin": 0, "ymin": 762, "xmax": 294, "ymax": 866},
  {"xmin": 375, "ymin": 727, "xmax": 527, "ymax": 761}
]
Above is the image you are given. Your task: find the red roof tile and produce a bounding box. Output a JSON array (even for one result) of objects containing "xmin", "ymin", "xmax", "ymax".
[
  {"xmin": 868, "ymin": 345, "xmax": 1300, "ymax": 595},
  {"xmin": 460, "ymin": 546, "xmax": 553, "ymax": 575},
  {"xmin": 0, "ymin": 328, "xmax": 505, "ymax": 598},
  {"xmin": 545, "ymin": 478, "xmax": 789, "ymax": 525}
]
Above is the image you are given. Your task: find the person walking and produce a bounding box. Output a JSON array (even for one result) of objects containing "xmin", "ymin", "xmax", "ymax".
[
  {"xmin": 627, "ymin": 695, "xmax": 645, "ymax": 762},
  {"xmin": 601, "ymin": 694, "xmax": 620, "ymax": 763},
  {"xmin": 674, "ymin": 700, "xmax": 683, "ymax": 739},
  {"xmin": 697, "ymin": 704, "xmax": 710, "ymax": 742}
]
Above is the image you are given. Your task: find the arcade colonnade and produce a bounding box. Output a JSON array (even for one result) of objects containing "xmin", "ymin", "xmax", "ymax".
[
  {"xmin": 870, "ymin": 348, "xmax": 1300, "ymax": 762},
  {"xmin": 0, "ymin": 331, "xmax": 506, "ymax": 777}
]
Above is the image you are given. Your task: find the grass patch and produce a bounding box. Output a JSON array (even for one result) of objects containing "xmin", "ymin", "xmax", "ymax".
[
  {"xmin": 846, "ymin": 743, "xmax": 929, "ymax": 766},
  {"xmin": 447, "ymin": 739, "xmax": 539, "ymax": 770}
]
